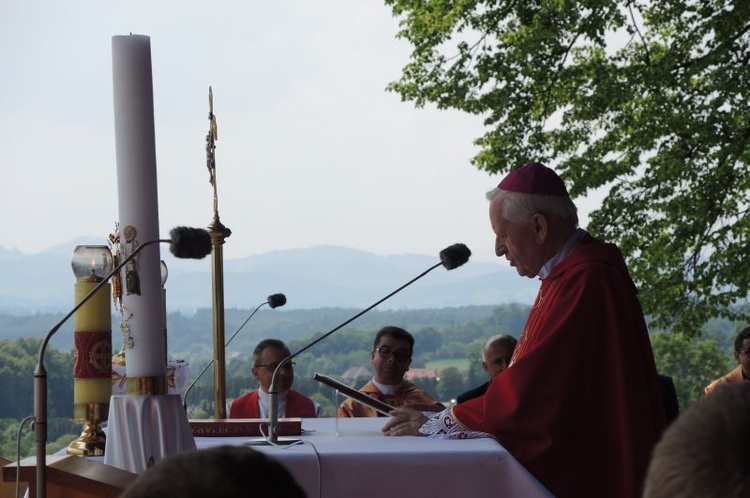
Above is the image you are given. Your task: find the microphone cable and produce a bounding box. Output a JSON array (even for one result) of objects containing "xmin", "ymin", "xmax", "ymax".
[{"xmin": 14, "ymin": 415, "xmax": 35, "ymax": 498}]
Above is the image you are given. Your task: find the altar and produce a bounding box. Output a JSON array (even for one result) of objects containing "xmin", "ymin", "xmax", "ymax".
[{"xmin": 194, "ymin": 417, "xmax": 552, "ymax": 498}]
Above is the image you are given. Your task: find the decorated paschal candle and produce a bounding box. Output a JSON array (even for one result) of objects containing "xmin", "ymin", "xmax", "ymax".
[
  {"xmin": 112, "ymin": 34, "xmax": 166, "ymax": 390},
  {"xmin": 71, "ymin": 245, "xmax": 113, "ymax": 422}
]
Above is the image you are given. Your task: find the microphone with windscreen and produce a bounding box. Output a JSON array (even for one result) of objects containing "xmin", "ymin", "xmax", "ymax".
[
  {"xmin": 182, "ymin": 294, "xmax": 287, "ymax": 411},
  {"xmin": 267, "ymin": 293, "xmax": 287, "ymax": 309},
  {"xmin": 440, "ymin": 243, "xmax": 472, "ymax": 270},
  {"xmin": 169, "ymin": 226, "xmax": 213, "ymax": 259}
]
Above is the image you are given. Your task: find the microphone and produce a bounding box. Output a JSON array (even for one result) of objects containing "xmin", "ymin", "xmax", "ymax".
[
  {"xmin": 33, "ymin": 227, "xmax": 211, "ymax": 498},
  {"xmin": 440, "ymin": 243, "xmax": 472, "ymax": 270},
  {"xmin": 169, "ymin": 226, "xmax": 213, "ymax": 259},
  {"xmin": 263, "ymin": 243, "xmax": 471, "ymax": 444},
  {"xmin": 182, "ymin": 293, "xmax": 287, "ymax": 411}
]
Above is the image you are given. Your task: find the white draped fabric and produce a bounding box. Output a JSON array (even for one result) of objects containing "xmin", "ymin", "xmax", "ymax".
[
  {"xmin": 195, "ymin": 417, "xmax": 552, "ymax": 498},
  {"xmin": 95, "ymin": 407, "xmax": 550, "ymax": 497},
  {"xmin": 104, "ymin": 394, "xmax": 196, "ymax": 473}
]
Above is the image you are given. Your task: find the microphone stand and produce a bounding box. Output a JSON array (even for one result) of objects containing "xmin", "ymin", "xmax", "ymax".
[
  {"xmin": 266, "ymin": 261, "xmax": 444, "ymax": 444},
  {"xmin": 183, "ymin": 295, "xmax": 284, "ymax": 412},
  {"xmin": 33, "ymin": 238, "xmax": 167, "ymax": 498}
]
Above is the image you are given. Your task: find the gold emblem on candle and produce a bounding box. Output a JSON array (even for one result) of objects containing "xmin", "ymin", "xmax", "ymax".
[
  {"xmin": 89, "ymin": 340, "xmax": 112, "ymax": 373},
  {"xmin": 108, "ymin": 223, "xmax": 123, "ymax": 311},
  {"xmin": 120, "ymin": 310, "xmax": 135, "ymax": 350},
  {"xmin": 123, "ymin": 225, "xmax": 141, "ymax": 295}
]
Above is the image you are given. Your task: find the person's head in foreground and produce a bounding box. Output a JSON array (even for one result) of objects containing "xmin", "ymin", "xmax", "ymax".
[
  {"xmin": 643, "ymin": 383, "xmax": 750, "ymax": 498},
  {"xmin": 120, "ymin": 445, "xmax": 306, "ymax": 498}
]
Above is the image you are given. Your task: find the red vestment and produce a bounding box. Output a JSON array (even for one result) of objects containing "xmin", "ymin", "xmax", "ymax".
[
  {"xmin": 229, "ymin": 389, "xmax": 316, "ymax": 418},
  {"xmin": 453, "ymin": 235, "xmax": 666, "ymax": 498}
]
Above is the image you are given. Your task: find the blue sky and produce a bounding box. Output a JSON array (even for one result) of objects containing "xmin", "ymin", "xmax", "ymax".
[{"xmin": 0, "ymin": 1, "xmax": 599, "ymax": 265}]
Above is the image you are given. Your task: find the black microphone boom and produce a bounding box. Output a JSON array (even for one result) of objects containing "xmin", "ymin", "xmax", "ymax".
[
  {"xmin": 33, "ymin": 227, "xmax": 210, "ymax": 498},
  {"xmin": 182, "ymin": 293, "xmax": 287, "ymax": 411},
  {"xmin": 263, "ymin": 243, "xmax": 471, "ymax": 444}
]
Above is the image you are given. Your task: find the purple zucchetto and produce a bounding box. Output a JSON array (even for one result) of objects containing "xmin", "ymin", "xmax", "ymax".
[{"xmin": 498, "ymin": 162, "xmax": 569, "ymax": 197}]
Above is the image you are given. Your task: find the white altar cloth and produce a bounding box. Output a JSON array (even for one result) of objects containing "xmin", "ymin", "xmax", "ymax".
[
  {"xmin": 104, "ymin": 394, "xmax": 196, "ymax": 474},
  {"xmin": 195, "ymin": 417, "xmax": 552, "ymax": 498}
]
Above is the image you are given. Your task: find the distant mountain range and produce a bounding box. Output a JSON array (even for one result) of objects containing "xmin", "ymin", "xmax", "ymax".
[{"xmin": 0, "ymin": 241, "xmax": 538, "ymax": 315}]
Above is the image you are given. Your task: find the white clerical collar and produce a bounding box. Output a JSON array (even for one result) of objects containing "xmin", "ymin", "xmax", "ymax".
[
  {"xmin": 257, "ymin": 388, "xmax": 288, "ymax": 418},
  {"xmin": 371, "ymin": 378, "xmax": 404, "ymax": 395},
  {"xmin": 538, "ymin": 228, "xmax": 586, "ymax": 280},
  {"xmin": 258, "ymin": 388, "xmax": 288, "ymax": 401}
]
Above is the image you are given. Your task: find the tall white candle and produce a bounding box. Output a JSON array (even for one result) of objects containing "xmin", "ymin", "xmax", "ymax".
[{"xmin": 111, "ymin": 34, "xmax": 165, "ymax": 380}]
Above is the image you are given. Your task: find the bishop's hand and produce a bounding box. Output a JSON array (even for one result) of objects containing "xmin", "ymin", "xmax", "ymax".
[{"xmin": 381, "ymin": 407, "xmax": 428, "ymax": 436}]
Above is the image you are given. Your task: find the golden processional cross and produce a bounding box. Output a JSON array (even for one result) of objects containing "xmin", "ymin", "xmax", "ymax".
[
  {"xmin": 204, "ymin": 86, "xmax": 231, "ymax": 418},
  {"xmin": 206, "ymin": 86, "xmax": 220, "ymax": 220}
]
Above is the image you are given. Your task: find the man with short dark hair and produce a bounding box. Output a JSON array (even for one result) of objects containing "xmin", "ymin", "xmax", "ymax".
[
  {"xmin": 338, "ymin": 326, "xmax": 444, "ymax": 417},
  {"xmin": 704, "ymin": 326, "xmax": 750, "ymax": 394},
  {"xmin": 229, "ymin": 338, "xmax": 327, "ymax": 418}
]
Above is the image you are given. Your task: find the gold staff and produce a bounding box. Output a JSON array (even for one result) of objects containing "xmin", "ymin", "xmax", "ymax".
[{"xmin": 205, "ymin": 86, "xmax": 231, "ymax": 418}]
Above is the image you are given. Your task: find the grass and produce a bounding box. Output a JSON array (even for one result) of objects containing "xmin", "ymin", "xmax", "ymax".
[{"xmin": 425, "ymin": 358, "xmax": 471, "ymax": 374}]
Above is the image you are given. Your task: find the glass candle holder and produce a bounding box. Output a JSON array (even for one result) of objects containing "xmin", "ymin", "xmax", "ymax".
[
  {"xmin": 71, "ymin": 245, "xmax": 114, "ymax": 282},
  {"xmin": 68, "ymin": 244, "xmax": 114, "ymax": 456}
]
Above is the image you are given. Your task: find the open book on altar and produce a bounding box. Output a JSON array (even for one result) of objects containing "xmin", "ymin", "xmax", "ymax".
[{"xmin": 313, "ymin": 372, "xmax": 395, "ymax": 416}]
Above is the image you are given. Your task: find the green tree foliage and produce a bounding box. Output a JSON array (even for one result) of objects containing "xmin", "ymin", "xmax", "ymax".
[
  {"xmin": 384, "ymin": 0, "xmax": 750, "ymax": 336},
  {"xmin": 0, "ymin": 340, "xmax": 36, "ymax": 419},
  {"xmin": 650, "ymin": 330, "xmax": 732, "ymax": 409},
  {"xmin": 465, "ymin": 347, "xmax": 484, "ymax": 387},
  {"xmin": 0, "ymin": 417, "xmax": 34, "ymax": 460},
  {"xmin": 0, "ymin": 338, "xmax": 79, "ymax": 458},
  {"xmin": 417, "ymin": 376, "xmax": 440, "ymax": 400},
  {"xmin": 437, "ymin": 366, "xmax": 466, "ymax": 401},
  {"xmin": 0, "ymin": 338, "xmax": 74, "ymax": 419},
  {"xmin": 414, "ymin": 327, "xmax": 443, "ymax": 357}
]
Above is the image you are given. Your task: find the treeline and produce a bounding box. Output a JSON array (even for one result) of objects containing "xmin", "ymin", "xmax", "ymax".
[
  {"xmin": 0, "ymin": 305, "xmax": 743, "ymax": 459},
  {"xmin": 168, "ymin": 306, "xmax": 740, "ymax": 418},
  {"xmin": 0, "ymin": 304, "xmax": 514, "ymax": 359},
  {"xmin": 184, "ymin": 304, "xmax": 531, "ymax": 416},
  {"xmin": 0, "ymin": 304, "xmax": 523, "ymax": 458}
]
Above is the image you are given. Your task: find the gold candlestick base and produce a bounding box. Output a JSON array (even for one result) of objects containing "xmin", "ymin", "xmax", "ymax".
[{"xmin": 67, "ymin": 419, "xmax": 107, "ymax": 456}]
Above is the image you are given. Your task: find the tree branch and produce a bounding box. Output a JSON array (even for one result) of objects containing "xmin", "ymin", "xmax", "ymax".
[{"xmin": 628, "ymin": 4, "xmax": 651, "ymax": 65}]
